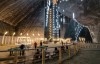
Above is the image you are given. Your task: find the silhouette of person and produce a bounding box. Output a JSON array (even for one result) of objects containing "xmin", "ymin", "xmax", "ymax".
[
  {"xmin": 9, "ymin": 48, "xmax": 14, "ymax": 56},
  {"xmin": 54, "ymin": 47, "xmax": 59, "ymax": 54},
  {"xmin": 34, "ymin": 42, "xmax": 37, "ymax": 49},
  {"xmin": 34, "ymin": 49, "xmax": 42, "ymax": 59},
  {"xmin": 19, "ymin": 44, "xmax": 25, "ymax": 56},
  {"xmin": 61, "ymin": 41, "xmax": 64, "ymax": 46},
  {"xmin": 40, "ymin": 41, "xmax": 42, "ymax": 46}
]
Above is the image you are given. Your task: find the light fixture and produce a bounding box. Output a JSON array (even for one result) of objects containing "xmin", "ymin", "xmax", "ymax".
[
  {"xmin": 60, "ymin": 1, "xmax": 61, "ymax": 3},
  {"xmin": 27, "ymin": 33, "xmax": 28, "ymax": 36},
  {"xmin": 73, "ymin": 12, "xmax": 75, "ymax": 19},
  {"xmin": 66, "ymin": 0, "xmax": 69, "ymax": 1},
  {"xmin": 63, "ymin": 10, "xmax": 64, "ymax": 12},
  {"xmin": 20, "ymin": 33, "xmax": 22, "ymax": 36},
  {"xmin": 32, "ymin": 34, "xmax": 34, "ymax": 36},
  {"xmin": 4, "ymin": 31, "xmax": 8, "ymax": 35},
  {"xmin": 13, "ymin": 32, "xmax": 15, "ymax": 36},
  {"xmin": 38, "ymin": 33, "xmax": 40, "ymax": 36}
]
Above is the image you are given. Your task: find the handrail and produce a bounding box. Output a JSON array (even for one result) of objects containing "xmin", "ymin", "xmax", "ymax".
[
  {"xmin": 0, "ymin": 43, "xmax": 73, "ymax": 52},
  {"xmin": 0, "ymin": 43, "xmax": 80, "ymax": 64}
]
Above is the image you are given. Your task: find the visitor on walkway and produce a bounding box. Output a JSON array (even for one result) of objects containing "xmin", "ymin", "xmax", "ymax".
[
  {"xmin": 9, "ymin": 48, "xmax": 14, "ymax": 56},
  {"xmin": 40, "ymin": 41, "xmax": 42, "ymax": 46},
  {"xmin": 19, "ymin": 44, "xmax": 25, "ymax": 56},
  {"xmin": 61, "ymin": 41, "xmax": 64, "ymax": 46},
  {"xmin": 34, "ymin": 42, "xmax": 37, "ymax": 49},
  {"xmin": 34, "ymin": 49, "xmax": 42, "ymax": 59},
  {"xmin": 54, "ymin": 47, "xmax": 59, "ymax": 54}
]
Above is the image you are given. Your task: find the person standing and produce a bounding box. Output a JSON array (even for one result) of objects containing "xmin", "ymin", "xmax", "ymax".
[
  {"xmin": 40, "ymin": 41, "xmax": 42, "ymax": 46},
  {"xmin": 61, "ymin": 41, "xmax": 64, "ymax": 46},
  {"xmin": 19, "ymin": 44, "xmax": 25, "ymax": 56},
  {"xmin": 34, "ymin": 42, "xmax": 37, "ymax": 49}
]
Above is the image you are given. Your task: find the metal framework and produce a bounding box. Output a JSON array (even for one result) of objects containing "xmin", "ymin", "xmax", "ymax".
[{"xmin": 44, "ymin": 0, "xmax": 60, "ymax": 39}]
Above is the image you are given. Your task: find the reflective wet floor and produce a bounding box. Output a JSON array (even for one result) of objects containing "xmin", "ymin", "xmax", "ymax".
[{"xmin": 63, "ymin": 48, "xmax": 100, "ymax": 64}]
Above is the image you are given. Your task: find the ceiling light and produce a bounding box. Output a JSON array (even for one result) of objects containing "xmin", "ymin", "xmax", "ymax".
[
  {"xmin": 63, "ymin": 10, "xmax": 64, "ymax": 12},
  {"xmin": 66, "ymin": 0, "xmax": 69, "ymax": 1}
]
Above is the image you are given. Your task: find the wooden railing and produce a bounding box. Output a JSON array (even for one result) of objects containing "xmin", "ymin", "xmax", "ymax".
[{"xmin": 0, "ymin": 43, "xmax": 80, "ymax": 64}]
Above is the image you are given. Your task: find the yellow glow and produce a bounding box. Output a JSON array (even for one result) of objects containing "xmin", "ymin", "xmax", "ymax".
[
  {"xmin": 18, "ymin": 37, "xmax": 30, "ymax": 38},
  {"xmin": 4, "ymin": 31, "xmax": 8, "ymax": 35},
  {"xmin": 27, "ymin": 33, "xmax": 28, "ymax": 36},
  {"xmin": 20, "ymin": 33, "xmax": 22, "ymax": 36},
  {"xmin": 53, "ymin": 0, "xmax": 57, "ymax": 4},
  {"xmin": 38, "ymin": 33, "xmax": 40, "ymax": 36},
  {"xmin": 32, "ymin": 34, "xmax": 34, "ymax": 36},
  {"xmin": 13, "ymin": 32, "xmax": 15, "ymax": 35},
  {"xmin": 65, "ymin": 38, "xmax": 72, "ymax": 43}
]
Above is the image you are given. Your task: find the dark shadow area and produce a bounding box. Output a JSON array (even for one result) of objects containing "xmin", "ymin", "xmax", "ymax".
[
  {"xmin": 64, "ymin": 19, "xmax": 77, "ymax": 40},
  {"xmin": 79, "ymin": 27, "xmax": 93, "ymax": 43}
]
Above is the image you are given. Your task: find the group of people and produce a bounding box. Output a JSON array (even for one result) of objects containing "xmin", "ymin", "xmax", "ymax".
[
  {"xmin": 34, "ymin": 41, "xmax": 43, "ymax": 49},
  {"xmin": 19, "ymin": 41, "xmax": 43, "ymax": 56},
  {"xmin": 34, "ymin": 47, "xmax": 59, "ymax": 59},
  {"xmin": 9, "ymin": 40, "xmax": 69, "ymax": 57},
  {"xmin": 9, "ymin": 44, "xmax": 25, "ymax": 56}
]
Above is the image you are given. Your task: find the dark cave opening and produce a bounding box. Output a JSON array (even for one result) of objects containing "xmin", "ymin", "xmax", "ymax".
[{"xmin": 79, "ymin": 27, "xmax": 93, "ymax": 43}]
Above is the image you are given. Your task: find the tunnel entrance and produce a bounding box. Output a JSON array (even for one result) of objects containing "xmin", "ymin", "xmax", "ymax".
[{"xmin": 79, "ymin": 27, "xmax": 93, "ymax": 43}]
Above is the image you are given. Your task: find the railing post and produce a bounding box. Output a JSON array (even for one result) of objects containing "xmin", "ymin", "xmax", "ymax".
[
  {"xmin": 59, "ymin": 47, "xmax": 62, "ymax": 64},
  {"xmin": 42, "ymin": 48, "xmax": 45, "ymax": 64},
  {"xmin": 74, "ymin": 44, "xmax": 76, "ymax": 55},
  {"xmin": 68, "ymin": 45, "xmax": 70, "ymax": 58},
  {"xmin": 64, "ymin": 45, "xmax": 66, "ymax": 50},
  {"xmin": 14, "ymin": 51, "xmax": 18, "ymax": 64},
  {"xmin": 79, "ymin": 42, "xmax": 81, "ymax": 48},
  {"xmin": 78, "ymin": 43, "xmax": 80, "ymax": 51}
]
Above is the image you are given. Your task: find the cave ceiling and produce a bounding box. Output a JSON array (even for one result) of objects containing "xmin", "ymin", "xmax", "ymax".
[{"xmin": 0, "ymin": 0, "xmax": 100, "ymax": 26}]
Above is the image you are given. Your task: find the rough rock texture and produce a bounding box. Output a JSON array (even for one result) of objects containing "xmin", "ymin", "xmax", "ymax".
[{"xmin": 58, "ymin": 0, "xmax": 100, "ymax": 43}]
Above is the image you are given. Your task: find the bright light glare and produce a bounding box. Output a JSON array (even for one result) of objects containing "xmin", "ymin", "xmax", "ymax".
[
  {"xmin": 60, "ymin": 1, "xmax": 61, "ymax": 3},
  {"xmin": 38, "ymin": 33, "xmax": 40, "ymax": 36},
  {"xmin": 4, "ymin": 31, "xmax": 8, "ymax": 35},
  {"xmin": 27, "ymin": 33, "xmax": 28, "ymax": 36},
  {"xmin": 32, "ymin": 34, "xmax": 34, "ymax": 36},
  {"xmin": 66, "ymin": 0, "xmax": 69, "ymax": 1},
  {"xmin": 73, "ymin": 12, "xmax": 75, "ymax": 19},
  {"xmin": 63, "ymin": 10, "xmax": 64, "ymax": 12},
  {"xmin": 13, "ymin": 32, "xmax": 15, "ymax": 35},
  {"xmin": 20, "ymin": 33, "xmax": 22, "ymax": 36}
]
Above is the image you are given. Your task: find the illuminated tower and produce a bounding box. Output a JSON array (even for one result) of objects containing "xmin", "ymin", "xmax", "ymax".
[{"xmin": 44, "ymin": 0, "xmax": 60, "ymax": 39}]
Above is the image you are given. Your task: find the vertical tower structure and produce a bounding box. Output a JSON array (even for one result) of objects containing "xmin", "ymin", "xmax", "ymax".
[{"xmin": 44, "ymin": 0, "xmax": 60, "ymax": 39}]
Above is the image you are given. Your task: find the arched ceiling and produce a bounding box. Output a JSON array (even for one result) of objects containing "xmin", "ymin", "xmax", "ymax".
[
  {"xmin": 58, "ymin": 0, "xmax": 100, "ymax": 26},
  {"xmin": 0, "ymin": 0, "xmax": 42, "ymax": 26},
  {"xmin": 0, "ymin": 0, "xmax": 100, "ymax": 26}
]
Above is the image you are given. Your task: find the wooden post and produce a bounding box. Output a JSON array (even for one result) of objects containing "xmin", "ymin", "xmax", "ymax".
[
  {"xmin": 64, "ymin": 45, "xmax": 66, "ymax": 50},
  {"xmin": 77, "ymin": 43, "xmax": 80, "ymax": 51},
  {"xmin": 68, "ymin": 46, "xmax": 70, "ymax": 58},
  {"xmin": 74, "ymin": 45, "xmax": 76, "ymax": 55},
  {"xmin": 42, "ymin": 48, "xmax": 45, "ymax": 64},
  {"xmin": 76, "ymin": 44, "xmax": 78, "ymax": 52},
  {"xmin": 79, "ymin": 42, "xmax": 81, "ymax": 48},
  {"xmin": 1, "ymin": 35, "xmax": 5, "ymax": 45},
  {"xmin": 11, "ymin": 36, "xmax": 14, "ymax": 45},
  {"xmin": 74, "ymin": 44, "xmax": 77, "ymax": 55},
  {"xmin": 14, "ymin": 51, "xmax": 18, "ymax": 64},
  {"xmin": 59, "ymin": 47, "xmax": 62, "ymax": 64}
]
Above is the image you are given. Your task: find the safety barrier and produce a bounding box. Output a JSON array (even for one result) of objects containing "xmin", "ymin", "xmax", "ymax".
[
  {"xmin": 78, "ymin": 43, "xmax": 100, "ymax": 49},
  {"xmin": 0, "ymin": 43, "xmax": 80, "ymax": 64}
]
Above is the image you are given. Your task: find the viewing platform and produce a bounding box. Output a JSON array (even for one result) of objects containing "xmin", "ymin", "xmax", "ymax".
[{"xmin": 0, "ymin": 41, "xmax": 100, "ymax": 64}]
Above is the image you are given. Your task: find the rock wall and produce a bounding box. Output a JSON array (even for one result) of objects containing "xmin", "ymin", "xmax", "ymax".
[
  {"xmin": 0, "ymin": 21, "xmax": 15, "ymax": 35},
  {"xmin": 87, "ymin": 23, "xmax": 100, "ymax": 43}
]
